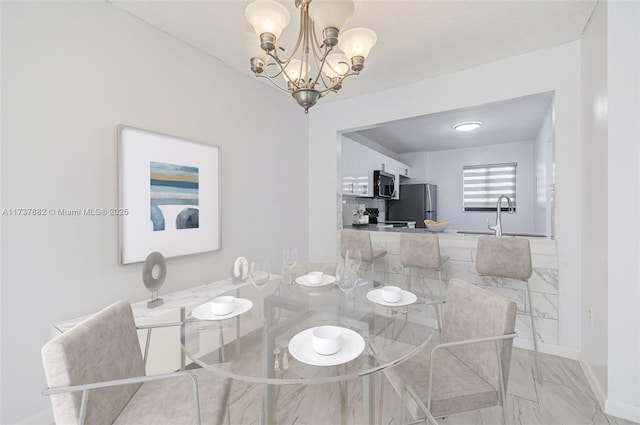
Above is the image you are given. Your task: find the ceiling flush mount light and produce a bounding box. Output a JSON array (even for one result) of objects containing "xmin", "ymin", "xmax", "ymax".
[
  {"xmin": 453, "ymin": 121, "xmax": 483, "ymax": 132},
  {"xmin": 243, "ymin": 0, "xmax": 377, "ymax": 113}
]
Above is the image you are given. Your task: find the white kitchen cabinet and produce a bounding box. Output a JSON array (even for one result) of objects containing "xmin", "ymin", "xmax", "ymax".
[
  {"xmin": 380, "ymin": 158, "xmax": 410, "ymax": 199},
  {"xmin": 342, "ymin": 137, "xmax": 410, "ymax": 199},
  {"xmin": 341, "ymin": 138, "xmax": 374, "ymax": 197}
]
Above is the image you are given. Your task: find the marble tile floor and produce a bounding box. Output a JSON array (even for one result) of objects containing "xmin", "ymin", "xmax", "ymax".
[{"xmin": 219, "ymin": 347, "xmax": 637, "ymax": 425}]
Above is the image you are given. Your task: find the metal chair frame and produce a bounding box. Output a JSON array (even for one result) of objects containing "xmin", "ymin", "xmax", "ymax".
[
  {"xmin": 400, "ymin": 333, "xmax": 517, "ymax": 425},
  {"xmin": 42, "ymin": 309, "xmax": 231, "ymax": 425}
]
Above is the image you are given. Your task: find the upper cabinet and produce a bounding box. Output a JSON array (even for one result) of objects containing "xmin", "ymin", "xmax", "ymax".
[
  {"xmin": 341, "ymin": 137, "xmax": 409, "ymax": 199},
  {"xmin": 341, "ymin": 138, "xmax": 374, "ymax": 197}
]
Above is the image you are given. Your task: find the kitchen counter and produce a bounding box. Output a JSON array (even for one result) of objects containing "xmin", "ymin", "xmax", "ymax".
[
  {"xmin": 343, "ymin": 225, "xmax": 551, "ymax": 240},
  {"xmin": 339, "ymin": 226, "xmax": 559, "ymax": 348}
]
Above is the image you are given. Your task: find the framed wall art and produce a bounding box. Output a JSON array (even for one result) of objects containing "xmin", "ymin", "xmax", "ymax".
[{"xmin": 118, "ymin": 125, "xmax": 220, "ymax": 265}]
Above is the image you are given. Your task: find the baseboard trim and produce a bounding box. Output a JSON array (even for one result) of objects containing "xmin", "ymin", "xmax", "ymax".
[
  {"xmin": 604, "ymin": 399, "xmax": 640, "ymax": 424},
  {"xmin": 16, "ymin": 408, "xmax": 53, "ymax": 425},
  {"xmin": 514, "ymin": 337, "xmax": 581, "ymax": 360},
  {"xmin": 579, "ymin": 353, "xmax": 607, "ymax": 409}
]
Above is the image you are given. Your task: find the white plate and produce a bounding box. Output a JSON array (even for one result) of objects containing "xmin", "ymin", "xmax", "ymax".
[
  {"xmin": 366, "ymin": 288, "xmax": 417, "ymax": 307},
  {"xmin": 191, "ymin": 298, "xmax": 253, "ymax": 321},
  {"xmin": 295, "ymin": 274, "xmax": 336, "ymax": 287},
  {"xmin": 289, "ymin": 326, "xmax": 365, "ymax": 366}
]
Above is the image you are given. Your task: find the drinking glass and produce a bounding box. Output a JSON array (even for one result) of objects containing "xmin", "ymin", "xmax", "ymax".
[
  {"xmin": 249, "ymin": 260, "xmax": 270, "ymax": 321},
  {"xmin": 345, "ymin": 248, "xmax": 362, "ymax": 283},
  {"xmin": 282, "ymin": 247, "xmax": 298, "ymax": 286},
  {"xmin": 336, "ymin": 262, "xmax": 357, "ymax": 310}
]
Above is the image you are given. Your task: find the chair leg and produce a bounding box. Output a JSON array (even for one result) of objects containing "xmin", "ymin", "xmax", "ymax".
[
  {"xmin": 225, "ymin": 403, "xmax": 231, "ymax": 425},
  {"xmin": 525, "ymin": 280, "xmax": 542, "ymax": 382},
  {"xmin": 401, "ymin": 386, "xmax": 408, "ymax": 425}
]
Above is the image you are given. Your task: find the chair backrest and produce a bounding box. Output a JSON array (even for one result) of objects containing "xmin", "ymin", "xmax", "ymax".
[
  {"xmin": 475, "ymin": 237, "xmax": 533, "ymax": 281},
  {"xmin": 42, "ymin": 301, "xmax": 146, "ymax": 425},
  {"xmin": 399, "ymin": 233, "xmax": 442, "ymax": 269},
  {"xmin": 291, "ymin": 263, "xmax": 338, "ymax": 280},
  {"xmin": 340, "ymin": 230, "xmax": 375, "ymax": 262},
  {"xmin": 441, "ymin": 279, "xmax": 517, "ymax": 398}
]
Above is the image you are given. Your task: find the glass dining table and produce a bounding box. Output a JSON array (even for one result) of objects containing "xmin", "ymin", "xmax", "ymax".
[{"xmin": 181, "ymin": 276, "xmax": 436, "ymax": 425}]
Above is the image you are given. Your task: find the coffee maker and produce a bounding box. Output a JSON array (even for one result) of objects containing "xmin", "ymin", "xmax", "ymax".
[
  {"xmin": 342, "ymin": 204, "xmax": 369, "ymax": 226},
  {"xmin": 365, "ymin": 208, "xmax": 380, "ymax": 224}
]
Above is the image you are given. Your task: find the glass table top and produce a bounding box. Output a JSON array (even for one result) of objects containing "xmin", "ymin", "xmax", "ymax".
[{"xmin": 181, "ymin": 277, "xmax": 436, "ymax": 386}]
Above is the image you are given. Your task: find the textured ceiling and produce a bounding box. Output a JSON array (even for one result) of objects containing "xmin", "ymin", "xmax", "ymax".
[{"xmin": 108, "ymin": 0, "xmax": 597, "ymax": 103}]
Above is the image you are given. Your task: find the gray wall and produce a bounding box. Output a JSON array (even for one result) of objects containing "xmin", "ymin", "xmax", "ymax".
[
  {"xmin": 425, "ymin": 140, "xmax": 536, "ymax": 233},
  {"xmin": 0, "ymin": 1, "xmax": 309, "ymax": 422}
]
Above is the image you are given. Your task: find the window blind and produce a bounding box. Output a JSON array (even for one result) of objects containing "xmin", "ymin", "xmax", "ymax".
[{"xmin": 463, "ymin": 162, "xmax": 517, "ymax": 211}]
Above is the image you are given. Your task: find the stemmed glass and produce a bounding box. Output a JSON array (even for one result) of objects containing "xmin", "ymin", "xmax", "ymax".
[
  {"xmin": 336, "ymin": 262, "xmax": 357, "ymax": 310},
  {"xmin": 249, "ymin": 260, "xmax": 270, "ymax": 321},
  {"xmin": 282, "ymin": 247, "xmax": 298, "ymax": 286},
  {"xmin": 345, "ymin": 248, "xmax": 362, "ymax": 284}
]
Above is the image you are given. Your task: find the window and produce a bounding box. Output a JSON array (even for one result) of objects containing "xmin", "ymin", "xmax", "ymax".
[{"xmin": 463, "ymin": 162, "xmax": 517, "ymax": 212}]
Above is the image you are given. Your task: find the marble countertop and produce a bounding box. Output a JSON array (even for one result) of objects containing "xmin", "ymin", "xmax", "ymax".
[{"xmin": 343, "ymin": 225, "xmax": 551, "ymax": 240}]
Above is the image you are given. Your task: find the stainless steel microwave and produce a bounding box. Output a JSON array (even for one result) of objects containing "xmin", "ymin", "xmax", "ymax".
[{"xmin": 373, "ymin": 170, "xmax": 396, "ymax": 198}]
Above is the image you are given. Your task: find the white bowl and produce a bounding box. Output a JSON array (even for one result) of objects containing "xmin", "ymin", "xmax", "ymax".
[
  {"xmin": 307, "ymin": 271, "xmax": 324, "ymax": 284},
  {"xmin": 425, "ymin": 221, "xmax": 449, "ymax": 232},
  {"xmin": 311, "ymin": 325, "xmax": 343, "ymax": 355},
  {"xmin": 210, "ymin": 296, "xmax": 236, "ymax": 316},
  {"xmin": 381, "ymin": 285, "xmax": 402, "ymax": 303}
]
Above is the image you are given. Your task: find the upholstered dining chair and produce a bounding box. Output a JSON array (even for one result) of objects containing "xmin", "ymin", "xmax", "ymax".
[
  {"xmin": 340, "ymin": 229, "xmax": 387, "ymax": 285},
  {"xmin": 41, "ymin": 300, "xmax": 231, "ymax": 425},
  {"xmin": 399, "ymin": 233, "xmax": 449, "ymax": 300},
  {"xmin": 383, "ymin": 279, "xmax": 517, "ymax": 425},
  {"xmin": 475, "ymin": 236, "xmax": 541, "ymax": 382}
]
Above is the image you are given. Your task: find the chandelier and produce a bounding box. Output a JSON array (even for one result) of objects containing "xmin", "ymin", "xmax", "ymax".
[{"xmin": 243, "ymin": 0, "xmax": 377, "ymax": 113}]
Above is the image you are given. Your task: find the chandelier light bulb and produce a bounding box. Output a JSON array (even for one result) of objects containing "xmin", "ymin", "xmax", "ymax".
[
  {"xmin": 245, "ymin": 0, "xmax": 291, "ymax": 40},
  {"xmin": 242, "ymin": 32, "xmax": 268, "ymax": 61},
  {"xmin": 323, "ymin": 53, "xmax": 350, "ymax": 79},
  {"xmin": 243, "ymin": 0, "xmax": 375, "ymax": 112},
  {"xmin": 308, "ymin": 0, "xmax": 354, "ymax": 33},
  {"xmin": 339, "ymin": 27, "xmax": 377, "ymax": 61},
  {"xmin": 282, "ymin": 59, "xmax": 310, "ymax": 84}
]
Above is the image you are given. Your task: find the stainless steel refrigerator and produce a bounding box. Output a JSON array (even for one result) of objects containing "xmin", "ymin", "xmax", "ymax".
[{"xmin": 387, "ymin": 184, "xmax": 437, "ymax": 228}]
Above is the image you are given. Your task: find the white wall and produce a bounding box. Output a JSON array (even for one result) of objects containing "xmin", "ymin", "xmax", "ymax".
[
  {"xmin": 0, "ymin": 2, "xmax": 308, "ymax": 423},
  {"xmin": 398, "ymin": 151, "xmax": 428, "ymax": 183},
  {"xmin": 309, "ymin": 42, "xmax": 583, "ymax": 353},
  {"xmin": 533, "ymin": 106, "xmax": 554, "ymax": 236},
  {"xmin": 606, "ymin": 0, "xmax": 640, "ymax": 421},
  {"xmin": 424, "ymin": 140, "xmax": 535, "ymax": 232},
  {"xmin": 580, "ymin": 0, "xmax": 609, "ymax": 399}
]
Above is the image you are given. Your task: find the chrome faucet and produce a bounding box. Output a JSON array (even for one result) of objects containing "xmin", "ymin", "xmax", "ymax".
[{"xmin": 488, "ymin": 195, "xmax": 515, "ymax": 237}]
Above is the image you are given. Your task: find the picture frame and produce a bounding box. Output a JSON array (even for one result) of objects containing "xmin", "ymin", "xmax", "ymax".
[{"xmin": 118, "ymin": 125, "xmax": 220, "ymax": 265}]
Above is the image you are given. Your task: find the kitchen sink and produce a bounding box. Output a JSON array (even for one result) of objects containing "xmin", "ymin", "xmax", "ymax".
[{"xmin": 456, "ymin": 230, "xmax": 547, "ymax": 238}]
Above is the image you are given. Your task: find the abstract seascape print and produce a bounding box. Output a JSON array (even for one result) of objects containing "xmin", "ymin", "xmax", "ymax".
[{"xmin": 150, "ymin": 161, "xmax": 199, "ymax": 231}]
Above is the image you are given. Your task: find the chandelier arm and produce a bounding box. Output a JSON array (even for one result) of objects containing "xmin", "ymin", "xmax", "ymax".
[
  {"xmin": 264, "ymin": 51, "xmax": 301, "ymax": 89},
  {"xmin": 301, "ymin": 5, "xmax": 312, "ymax": 89},
  {"xmin": 255, "ymin": 73, "xmax": 297, "ymax": 94},
  {"xmin": 316, "ymin": 70, "xmax": 360, "ymax": 96},
  {"xmin": 309, "ymin": 23, "xmax": 328, "ymax": 63},
  {"xmin": 310, "ymin": 43, "xmax": 341, "ymax": 90}
]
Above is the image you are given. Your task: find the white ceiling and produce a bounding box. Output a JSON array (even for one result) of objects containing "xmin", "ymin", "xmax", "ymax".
[
  {"xmin": 108, "ymin": 0, "xmax": 596, "ymax": 105},
  {"xmin": 108, "ymin": 1, "xmax": 591, "ymax": 154},
  {"xmin": 344, "ymin": 91, "xmax": 554, "ymax": 153}
]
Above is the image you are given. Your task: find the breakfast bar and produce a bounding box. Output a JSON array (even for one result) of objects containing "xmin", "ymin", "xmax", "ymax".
[{"xmin": 340, "ymin": 227, "xmax": 559, "ymax": 349}]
